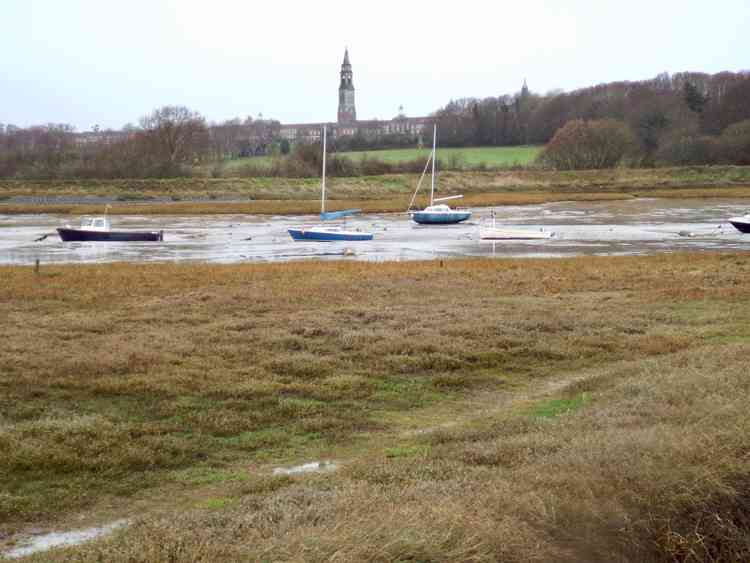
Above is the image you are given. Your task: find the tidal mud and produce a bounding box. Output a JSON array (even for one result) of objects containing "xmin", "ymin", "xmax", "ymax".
[{"xmin": 1, "ymin": 198, "xmax": 749, "ymax": 265}]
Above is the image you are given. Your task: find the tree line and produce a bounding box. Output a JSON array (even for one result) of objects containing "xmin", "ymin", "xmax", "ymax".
[
  {"xmin": 433, "ymin": 71, "xmax": 750, "ymax": 168},
  {"xmin": 0, "ymin": 108, "xmax": 281, "ymax": 179},
  {"xmin": 1, "ymin": 70, "xmax": 749, "ymax": 178}
]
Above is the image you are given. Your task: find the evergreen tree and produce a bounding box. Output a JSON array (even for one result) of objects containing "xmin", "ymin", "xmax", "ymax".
[{"xmin": 683, "ymin": 82, "xmax": 709, "ymax": 114}]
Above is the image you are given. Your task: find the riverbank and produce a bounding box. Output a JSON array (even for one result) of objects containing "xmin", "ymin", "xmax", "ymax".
[
  {"xmin": 2, "ymin": 166, "xmax": 750, "ymax": 215},
  {"xmin": 3, "ymin": 254, "xmax": 750, "ymax": 560}
]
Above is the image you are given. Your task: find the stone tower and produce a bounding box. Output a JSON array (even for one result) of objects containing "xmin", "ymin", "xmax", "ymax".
[
  {"xmin": 521, "ymin": 78, "xmax": 530, "ymax": 98},
  {"xmin": 337, "ymin": 48, "xmax": 356, "ymax": 124}
]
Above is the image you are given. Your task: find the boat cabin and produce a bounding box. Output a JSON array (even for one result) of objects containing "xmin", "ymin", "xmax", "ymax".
[
  {"xmin": 423, "ymin": 204, "xmax": 452, "ymax": 213},
  {"xmin": 80, "ymin": 216, "xmax": 111, "ymax": 231}
]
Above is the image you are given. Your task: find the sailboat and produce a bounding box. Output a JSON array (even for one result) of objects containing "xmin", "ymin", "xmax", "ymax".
[
  {"xmin": 288, "ymin": 127, "xmax": 373, "ymax": 241},
  {"xmin": 408, "ymin": 125, "xmax": 471, "ymax": 225}
]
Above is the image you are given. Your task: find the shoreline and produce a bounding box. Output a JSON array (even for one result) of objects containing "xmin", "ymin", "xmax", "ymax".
[{"xmin": 3, "ymin": 186, "xmax": 750, "ymax": 215}]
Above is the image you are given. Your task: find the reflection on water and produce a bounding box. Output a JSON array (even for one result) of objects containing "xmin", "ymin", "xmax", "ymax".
[{"xmin": 1, "ymin": 198, "xmax": 749, "ymax": 265}]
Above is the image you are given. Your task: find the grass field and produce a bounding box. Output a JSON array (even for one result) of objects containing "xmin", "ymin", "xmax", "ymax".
[
  {"xmin": 3, "ymin": 165, "xmax": 750, "ymax": 216},
  {"xmin": 337, "ymin": 145, "xmax": 541, "ymax": 167},
  {"xmin": 3, "ymin": 254, "xmax": 750, "ymax": 560},
  {"xmin": 205, "ymin": 145, "xmax": 541, "ymax": 175}
]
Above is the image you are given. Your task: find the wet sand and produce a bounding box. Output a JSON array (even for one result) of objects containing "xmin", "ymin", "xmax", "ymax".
[{"xmin": 1, "ymin": 198, "xmax": 749, "ymax": 265}]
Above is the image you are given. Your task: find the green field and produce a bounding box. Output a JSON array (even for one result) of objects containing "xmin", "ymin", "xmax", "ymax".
[
  {"xmin": 337, "ymin": 145, "xmax": 541, "ymax": 167},
  {"xmin": 208, "ymin": 145, "xmax": 541, "ymax": 176}
]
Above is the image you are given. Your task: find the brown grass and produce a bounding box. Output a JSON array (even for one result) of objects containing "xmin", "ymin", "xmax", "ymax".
[
  {"xmin": 4, "ymin": 189, "xmax": 750, "ymax": 216},
  {"xmin": 2, "ymin": 166, "xmax": 750, "ymax": 215},
  {"xmin": 3, "ymin": 254, "xmax": 750, "ymax": 560}
]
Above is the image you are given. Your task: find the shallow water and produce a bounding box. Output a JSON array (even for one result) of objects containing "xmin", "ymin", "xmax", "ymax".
[
  {"xmin": 272, "ymin": 461, "xmax": 339, "ymax": 475},
  {"xmin": 3, "ymin": 520, "xmax": 128, "ymax": 559},
  {"xmin": 1, "ymin": 198, "xmax": 749, "ymax": 265}
]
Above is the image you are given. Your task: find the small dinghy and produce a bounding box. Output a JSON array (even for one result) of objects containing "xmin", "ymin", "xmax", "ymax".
[
  {"xmin": 729, "ymin": 214, "xmax": 750, "ymax": 234},
  {"xmin": 479, "ymin": 227, "xmax": 554, "ymax": 240},
  {"xmin": 479, "ymin": 210, "xmax": 554, "ymax": 240},
  {"xmin": 57, "ymin": 216, "xmax": 163, "ymax": 242}
]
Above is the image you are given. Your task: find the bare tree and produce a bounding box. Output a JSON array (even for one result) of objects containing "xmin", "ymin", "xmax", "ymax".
[
  {"xmin": 208, "ymin": 118, "xmax": 243, "ymax": 159},
  {"xmin": 538, "ymin": 119, "xmax": 638, "ymax": 170},
  {"xmin": 139, "ymin": 106, "xmax": 208, "ymax": 164}
]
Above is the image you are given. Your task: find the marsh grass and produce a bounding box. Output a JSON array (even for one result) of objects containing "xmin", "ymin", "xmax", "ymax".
[
  {"xmin": 2, "ymin": 166, "xmax": 750, "ymax": 214},
  {"xmin": 3, "ymin": 253, "xmax": 750, "ymax": 560}
]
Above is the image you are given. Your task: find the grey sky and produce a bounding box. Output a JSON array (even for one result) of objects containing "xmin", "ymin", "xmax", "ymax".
[{"xmin": 1, "ymin": 0, "xmax": 748, "ymax": 131}]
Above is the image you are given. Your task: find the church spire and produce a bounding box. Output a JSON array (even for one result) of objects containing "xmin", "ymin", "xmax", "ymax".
[
  {"xmin": 521, "ymin": 78, "xmax": 529, "ymax": 98},
  {"xmin": 338, "ymin": 48, "xmax": 356, "ymax": 123}
]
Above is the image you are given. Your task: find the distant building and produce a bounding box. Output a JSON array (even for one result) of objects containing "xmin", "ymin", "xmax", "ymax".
[
  {"xmin": 337, "ymin": 48, "xmax": 356, "ymax": 124},
  {"xmin": 70, "ymin": 50, "xmax": 429, "ymax": 152},
  {"xmin": 73, "ymin": 129, "xmax": 132, "ymax": 147},
  {"xmin": 279, "ymin": 49, "xmax": 429, "ymax": 144}
]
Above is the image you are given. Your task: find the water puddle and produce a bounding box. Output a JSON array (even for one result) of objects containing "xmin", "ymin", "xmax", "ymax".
[
  {"xmin": 272, "ymin": 460, "xmax": 339, "ymax": 476},
  {"xmin": 3, "ymin": 520, "xmax": 128, "ymax": 559}
]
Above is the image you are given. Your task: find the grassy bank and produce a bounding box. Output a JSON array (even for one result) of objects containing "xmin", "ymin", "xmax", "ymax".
[
  {"xmin": 1, "ymin": 165, "xmax": 750, "ymax": 216},
  {"xmin": 2, "ymin": 254, "xmax": 750, "ymax": 560}
]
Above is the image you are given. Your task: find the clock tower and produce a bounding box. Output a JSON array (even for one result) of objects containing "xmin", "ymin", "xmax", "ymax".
[{"xmin": 337, "ymin": 48, "xmax": 356, "ymax": 124}]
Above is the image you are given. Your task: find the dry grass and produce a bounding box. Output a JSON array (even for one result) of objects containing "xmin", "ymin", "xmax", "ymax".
[
  {"xmin": 2, "ymin": 166, "xmax": 750, "ymax": 215},
  {"xmin": 3, "ymin": 254, "xmax": 750, "ymax": 560},
  {"xmin": 3, "ymin": 189, "xmax": 750, "ymax": 216}
]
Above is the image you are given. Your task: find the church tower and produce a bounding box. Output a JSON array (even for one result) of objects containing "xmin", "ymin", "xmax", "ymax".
[
  {"xmin": 337, "ymin": 48, "xmax": 356, "ymax": 124},
  {"xmin": 521, "ymin": 78, "xmax": 530, "ymax": 99}
]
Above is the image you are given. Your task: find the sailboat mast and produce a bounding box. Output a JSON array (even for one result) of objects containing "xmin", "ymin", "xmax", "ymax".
[
  {"xmin": 321, "ymin": 126, "xmax": 327, "ymax": 214},
  {"xmin": 430, "ymin": 124, "xmax": 436, "ymax": 206}
]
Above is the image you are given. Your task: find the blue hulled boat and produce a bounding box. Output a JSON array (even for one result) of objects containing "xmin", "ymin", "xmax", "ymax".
[
  {"xmin": 289, "ymin": 126, "xmax": 374, "ymax": 242},
  {"xmin": 407, "ymin": 125, "xmax": 471, "ymax": 225},
  {"xmin": 411, "ymin": 204, "xmax": 472, "ymax": 225},
  {"xmin": 288, "ymin": 227, "xmax": 373, "ymax": 241}
]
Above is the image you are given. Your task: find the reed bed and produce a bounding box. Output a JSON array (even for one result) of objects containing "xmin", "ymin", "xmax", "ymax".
[
  {"xmin": 2, "ymin": 165, "xmax": 750, "ymax": 216},
  {"xmin": 4, "ymin": 188, "xmax": 750, "ymax": 216}
]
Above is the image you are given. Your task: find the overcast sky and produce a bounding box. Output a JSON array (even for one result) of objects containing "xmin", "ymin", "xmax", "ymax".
[{"xmin": 1, "ymin": 0, "xmax": 748, "ymax": 131}]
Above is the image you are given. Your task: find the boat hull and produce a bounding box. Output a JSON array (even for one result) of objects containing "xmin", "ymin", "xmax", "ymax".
[
  {"xmin": 410, "ymin": 211, "xmax": 471, "ymax": 224},
  {"xmin": 288, "ymin": 228, "xmax": 373, "ymax": 241},
  {"xmin": 729, "ymin": 218, "xmax": 750, "ymax": 233},
  {"xmin": 57, "ymin": 228, "xmax": 164, "ymax": 242}
]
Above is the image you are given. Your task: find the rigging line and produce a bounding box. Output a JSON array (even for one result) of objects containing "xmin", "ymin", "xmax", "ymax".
[{"xmin": 407, "ymin": 152, "xmax": 433, "ymax": 212}]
